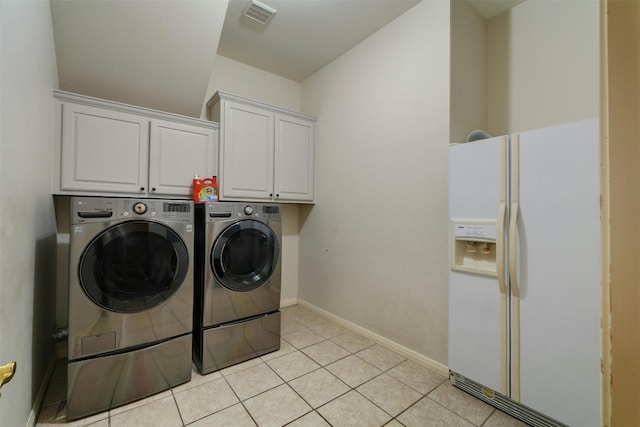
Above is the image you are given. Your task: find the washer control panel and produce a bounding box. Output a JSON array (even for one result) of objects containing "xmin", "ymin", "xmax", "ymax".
[
  {"xmin": 71, "ymin": 197, "xmax": 193, "ymax": 224},
  {"xmin": 133, "ymin": 202, "xmax": 148, "ymax": 215}
]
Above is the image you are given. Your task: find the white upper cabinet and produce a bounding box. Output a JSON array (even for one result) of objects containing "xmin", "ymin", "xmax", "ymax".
[
  {"xmin": 53, "ymin": 91, "xmax": 218, "ymax": 198},
  {"xmin": 275, "ymin": 114, "xmax": 315, "ymax": 201},
  {"xmin": 59, "ymin": 102, "xmax": 149, "ymax": 195},
  {"xmin": 208, "ymin": 91, "xmax": 316, "ymax": 203},
  {"xmin": 149, "ymin": 119, "xmax": 217, "ymax": 196},
  {"xmin": 221, "ymin": 100, "xmax": 275, "ymax": 200}
]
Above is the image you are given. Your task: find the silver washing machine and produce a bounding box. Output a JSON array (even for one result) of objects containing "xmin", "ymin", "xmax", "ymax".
[
  {"xmin": 67, "ymin": 197, "xmax": 194, "ymax": 420},
  {"xmin": 193, "ymin": 202, "xmax": 281, "ymax": 374}
]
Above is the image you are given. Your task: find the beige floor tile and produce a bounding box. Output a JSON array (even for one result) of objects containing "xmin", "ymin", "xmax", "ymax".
[
  {"xmin": 397, "ymin": 396, "xmax": 475, "ymax": 427},
  {"xmin": 356, "ymin": 344, "xmax": 406, "ymax": 371},
  {"xmin": 219, "ymin": 356, "xmax": 263, "ymax": 376},
  {"xmin": 109, "ymin": 390, "xmax": 173, "ymax": 416},
  {"xmin": 172, "ymin": 364, "xmax": 221, "ymax": 394},
  {"xmin": 35, "ymin": 403, "xmax": 62, "ymax": 425},
  {"xmin": 305, "ymin": 318, "xmax": 349, "ymax": 339},
  {"xmin": 317, "ymin": 390, "xmax": 391, "ymax": 427},
  {"xmin": 266, "ymin": 350, "xmax": 320, "ymax": 381},
  {"xmin": 357, "ymin": 373, "xmax": 422, "ymax": 417},
  {"xmin": 37, "ymin": 305, "xmax": 530, "ymax": 427},
  {"xmin": 386, "ymin": 360, "xmax": 446, "ymax": 394},
  {"xmin": 289, "ymin": 368, "xmax": 350, "ymax": 408},
  {"xmin": 281, "ymin": 319, "xmax": 310, "ymax": 335},
  {"xmin": 284, "ymin": 307, "xmax": 325, "ymax": 326},
  {"xmin": 65, "ymin": 419, "xmax": 109, "ymax": 427},
  {"xmin": 173, "ymin": 377, "xmax": 239, "ymax": 424},
  {"xmin": 428, "ymin": 381, "xmax": 494, "ymax": 425},
  {"xmin": 37, "ymin": 404, "xmax": 108, "ymax": 427},
  {"xmin": 188, "ymin": 403, "xmax": 257, "ymax": 427},
  {"xmin": 483, "ymin": 409, "xmax": 531, "ymax": 427},
  {"xmin": 282, "ymin": 327, "xmax": 325, "ymax": 349},
  {"xmin": 243, "ymin": 384, "xmax": 312, "ymax": 427},
  {"xmin": 302, "ymin": 340, "xmax": 350, "ymax": 366},
  {"xmin": 260, "ymin": 338, "xmax": 296, "ymax": 362},
  {"xmin": 330, "ymin": 331, "xmax": 375, "ymax": 353},
  {"xmin": 110, "ymin": 395, "xmax": 183, "ymax": 427},
  {"xmin": 224, "ymin": 362, "xmax": 284, "ymax": 400},
  {"xmin": 286, "ymin": 411, "xmax": 331, "ymax": 426},
  {"xmin": 326, "ymin": 354, "xmax": 382, "ymax": 388}
]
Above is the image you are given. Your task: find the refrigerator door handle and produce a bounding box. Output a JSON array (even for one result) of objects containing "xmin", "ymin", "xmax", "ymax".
[
  {"xmin": 508, "ymin": 135, "xmax": 521, "ymax": 401},
  {"xmin": 497, "ymin": 204, "xmax": 507, "ymax": 295},
  {"xmin": 508, "ymin": 135, "xmax": 520, "ymax": 299},
  {"xmin": 497, "ymin": 136, "xmax": 508, "ymax": 296},
  {"xmin": 498, "ymin": 200, "xmax": 509, "ymax": 395},
  {"xmin": 508, "ymin": 201, "xmax": 520, "ymax": 298},
  {"xmin": 509, "ymin": 198, "xmax": 521, "ymax": 401}
]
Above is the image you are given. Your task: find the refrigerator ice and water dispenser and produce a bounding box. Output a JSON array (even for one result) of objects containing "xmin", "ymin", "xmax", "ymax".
[{"xmin": 450, "ymin": 220, "xmax": 497, "ymax": 277}]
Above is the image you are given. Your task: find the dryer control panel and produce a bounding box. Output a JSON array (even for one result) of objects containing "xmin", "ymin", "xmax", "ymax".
[
  {"xmin": 241, "ymin": 204, "xmax": 280, "ymax": 220},
  {"xmin": 203, "ymin": 202, "xmax": 281, "ymax": 222}
]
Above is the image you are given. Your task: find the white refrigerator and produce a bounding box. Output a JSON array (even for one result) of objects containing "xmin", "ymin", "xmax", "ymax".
[{"xmin": 448, "ymin": 118, "xmax": 601, "ymax": 427}]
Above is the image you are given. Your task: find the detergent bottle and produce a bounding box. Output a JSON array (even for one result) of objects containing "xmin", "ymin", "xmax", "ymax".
[
  {"xmin": 192, "ymin": 175, "xmax": 203, "ymax": 202},
  {"xmin": 192, "ymin": 175, "xmax": 219, "ymax": 202}
]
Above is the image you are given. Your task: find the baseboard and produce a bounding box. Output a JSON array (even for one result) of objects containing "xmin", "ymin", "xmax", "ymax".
[
  {"xmin": 297, "ymin": 299, "xmax": 449, "ymax": 378},
  {"xmin": 26, "ymin": 355, "xmax": 57, "ymax": 427},
  {"xmin": 280, "ymin": 298, "xmax": 298, "ymax": 308}
]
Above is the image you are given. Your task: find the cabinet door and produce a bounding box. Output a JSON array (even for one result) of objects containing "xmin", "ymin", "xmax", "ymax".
[
  {"xmin": 274, "ymin": 114, "xmax": 315, "ymax": 202},
  {"xmin": 221, "ymin": 101, "xmax": 274, "ymax": 200},
  {"xmin": 60, "ymin": 103, "xmax": 149, "ymax": 194},
  {"xmin": 149, "ymin": 119, "xmax": 217, "ymax": 197}
]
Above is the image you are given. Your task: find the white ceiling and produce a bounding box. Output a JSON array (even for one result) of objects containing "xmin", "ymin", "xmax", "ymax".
[
  {"xmin": 50, "ymin": 0, "xmax": 227, "ymax": 118},
  {"xmin": 217, "ymin": 0, "xmax": 421, "ymax": 82},
  {"xmin": 50, "ymin": 0, "xmax": 522, "ymax": 118}
]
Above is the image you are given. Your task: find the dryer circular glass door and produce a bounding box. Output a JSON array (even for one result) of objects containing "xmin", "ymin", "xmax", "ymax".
[
  {"xmin": 211, "ymin": 219, "xmax": 279, "ymax": 292},
  {"xmin": 78, "ymin": 220, "xmax": 189, "ymax": 313}
]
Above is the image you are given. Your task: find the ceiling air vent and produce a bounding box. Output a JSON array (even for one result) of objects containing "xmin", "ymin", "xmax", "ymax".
[{"xmin": 243, "ymin": 0, "xmax": 277, "ymax": 25}]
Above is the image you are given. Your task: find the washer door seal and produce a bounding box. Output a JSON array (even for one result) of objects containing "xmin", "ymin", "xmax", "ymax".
[
  {"xmin": 78, "ymin": 220, "xmax": 189, "ymax": 313},
  {"xmin": 211, "ymin": 219, "xmax": 279, "ymax": 292}
]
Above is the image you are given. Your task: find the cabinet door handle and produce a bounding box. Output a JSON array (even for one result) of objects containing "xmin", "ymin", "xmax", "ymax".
[
  {"xmin": 276, "ymin": 194, "xmax": 280, "ymax": 198},
  {"xmin": 151, "ymin": 187, "xmax": 156, "ymax": 192},
  {"xmin": 269, "ymin": 193, "xmax": 273, "ymax": 197},
  {"xmin": 140, "ymin": 187, "xmax": 145, "ymax": 192}
]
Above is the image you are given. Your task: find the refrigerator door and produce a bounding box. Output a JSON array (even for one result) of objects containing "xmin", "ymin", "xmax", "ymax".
[
  {"xmin": 512, "ymin": 118, "xmax": 601, "ymax": 426},
  {"xmin": 448, "ymin": 136, "xmax": 509, "ymax": 394}
]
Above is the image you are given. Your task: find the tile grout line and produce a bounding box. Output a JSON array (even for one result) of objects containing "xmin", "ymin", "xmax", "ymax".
[
  {"xmin": 278, "ymin": 330, "xmax": 421, "ymax": 427},
  {"xmin": 36, "ymin": 306, "xmax": 520, "ymax": 427}
]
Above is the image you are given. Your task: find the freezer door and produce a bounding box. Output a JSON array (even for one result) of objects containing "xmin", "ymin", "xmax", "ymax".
[
  {"xmin": 448, "ymin": 136, "xmax": 509, "ymax": 394},
  {"xmin": 513, "ymin": 117, "xmax": 600, "ymax": 427}
]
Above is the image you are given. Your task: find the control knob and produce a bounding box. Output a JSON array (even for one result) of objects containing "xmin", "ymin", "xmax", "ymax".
[
  {"xmin": 133, "ymin": 202, "xmax": 147, "ymax": 215},
  {"xmin": 243, "ymin": 205, "xmax": 254, "ymax": 216}
]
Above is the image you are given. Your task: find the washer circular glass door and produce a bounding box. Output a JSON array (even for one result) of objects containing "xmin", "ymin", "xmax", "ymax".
[
  {"xmin": 211, "ymin": 219, "xmax": 279, "ymax": 292},
  {"xmin": 78, "ymin": 220, "xmax": 189, "ymax": 313}
]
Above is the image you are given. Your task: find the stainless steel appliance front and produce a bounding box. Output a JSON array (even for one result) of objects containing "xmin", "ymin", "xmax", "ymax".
[
  {"xmin": 193, "ymin": 202, "xmax": 281, "ymax": 374},
  {"xmin": 67, "ymin": 197, "xmax": 194, "ymax": 420}
]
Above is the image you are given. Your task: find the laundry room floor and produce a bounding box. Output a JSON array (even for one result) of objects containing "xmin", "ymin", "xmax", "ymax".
[{"xmin": 36, "ymin": 304, "xmax": 528, "ymax": 427}]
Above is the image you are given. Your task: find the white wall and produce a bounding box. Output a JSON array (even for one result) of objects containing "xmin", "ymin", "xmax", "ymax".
[
  {"xmin": 299, "ymin": 0, "xmax": 451, "ymax": 365},
  {"xmin": 0, "ymin": 1, "xmax": 59, "ymax": 426},
  {"xmin": 202, "ymin": 54, "xmax": 302, "ymax": 304},
  {"xmin": 202, "ymin": 54, "xmax": 301, "ymax": 116},
  {"xmin": 487, "ymin": 0, "xmax": 599, "ymax": 135},
  {"xmin": 450, "ymin": 0, "xmax": 488, "ymax": 143}
]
